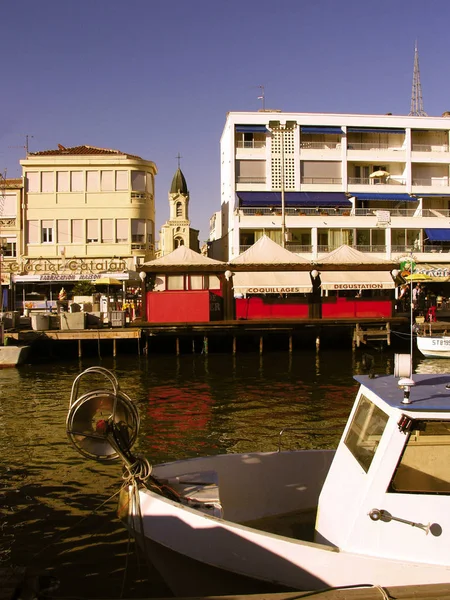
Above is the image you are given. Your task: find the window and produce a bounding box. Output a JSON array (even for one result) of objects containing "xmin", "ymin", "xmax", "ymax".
[
  {"xmin": 72, "ymin": 220, "xmax": 83, "ymax": 243},
  {"xmin": 86, "ymin": 171, "xmax": 100, "ymax": 192},
  {"xmin": 176, "ymin": 201, "xmax": 183, "ymax": 217},
  {"xmin": 190, "ymin": 275, "xmax": 204, "ymax": 290},
  {"xmin": 116, "ymin": 219, "xmax": 128, "ymax": 243},
  {"xmin": 41, "ymin": 220, "xmax": 54, "ymax": 243},
  {"xmin": 146, "ymin": 172, "xmax": 153, "ymax": 194},
  {"xmin": 390, "ymin": 421, "xmax": 450, "ymax": 494},
  {"xmin": 344, "ymin": 395, "xmax": 388, "ymax": 472},
  {"xmin": 71, "ymin": 171, "xmax": 84, "ymax": 192},
  {"xmin": 86, "ymin": 219, "xmax": 99, "ymax": 243},
  {"xmin": 1, "ymin": 238, "xmax": 16, "ymax": 257},
  {"xmin": 1, "ymin": 194, "xmax": 17, "ymax": 217},
  {"xmin": 131, "ymin": 219, "xmax": 145, "ymax": 243},
  {"xmin": 115, "ymin": 171, "xmax": 128, "ymax": 191},
  {"xmin": 101, "ymin": 219, "xmax": 114, "ymax": 243},
  {"xmin": 27, "ymin": 221, "xmax": 39, "ymax": 243},
  {"xmin": 131, "ymin": 171, "xmax": 146, "ymax": 192},
  {"xmin": 101, "ymin": 170, "xmax": 114, "ymax": 191},
  {"xmin": 235, "ymin": 160, "xmax": 266, "ymax": 184},
  {"xmin": 56, "ymin": 171, "xmax": 70, "ymax": 192},
  {"xmin": 166, "ymin": 275, "xmax": 185, "ymax": 290},
  {"xmin": 174, "ymin": 237, "xmax": 184, "ymax": 247},
  {"xmin": 57, "ymin": 220, "xmax": 70, "ymax": 243},
  {"xmin": 26, "ymin": 172, "xmax": 39, "ymax": 193},
  {"xmin": 41, "ymin": 172, "xmax": 54, "ymax": 193}
]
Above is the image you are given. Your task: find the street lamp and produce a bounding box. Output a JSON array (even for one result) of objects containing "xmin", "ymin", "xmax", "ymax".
[
  {"xmin": 139, "ymin": 271, "xmax": 147, "ymax": 321},
  {"xmin": 268, "ymin": 120, "xmax": 297, "ymax": 248}
]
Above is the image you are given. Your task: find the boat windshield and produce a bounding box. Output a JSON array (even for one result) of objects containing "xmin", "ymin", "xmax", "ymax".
[
  {"xmin": 344, "ymin": 395, "xmax": 389, "ymax": 472},
  {"xmin": 389, "ymin": 421, "xmax": 450, "ymax": 494}
]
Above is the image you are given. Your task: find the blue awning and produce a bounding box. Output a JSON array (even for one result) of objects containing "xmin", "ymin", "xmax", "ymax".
[
  {"xmin": 425, "ymin": 228, "xmax": 450, "ymax": 242},
  {"xmin": 237, "ymin": 192, "xmax": 351, "ymax": 207},
  {"xmin": 347, "ymin": 127, "xmax": 405, "ymax": 134},
  {"xmin": 351, "ymin": 193, "xmax": 416, "ymax": 202},
  {"xmin": 300, "ymin": 126, "xmax": 343, "ymax": 135},
  {"xmin": 415, "ymin": 194, "xmax": 450, "ymax": 197},
  {"xmin": 235, "ymin": 125, "xmax": 268, "ymax": 133}
]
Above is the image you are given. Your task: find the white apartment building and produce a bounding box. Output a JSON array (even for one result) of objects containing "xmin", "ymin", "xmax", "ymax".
[{"xmin": 215, "ymin": 110, "xmax": 450, "ymax": 264}]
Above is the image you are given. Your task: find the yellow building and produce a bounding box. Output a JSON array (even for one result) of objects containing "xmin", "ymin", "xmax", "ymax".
[
  {"xmin": 0, "ymin": 177, "xmax": 23, "ymax": 309},
  {"xmin": 9, "ymin": 145, "xmax": 157, "ymax": 309}
]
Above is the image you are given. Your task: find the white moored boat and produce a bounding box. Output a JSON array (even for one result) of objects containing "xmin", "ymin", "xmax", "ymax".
[
  {"xmin": 417, "ymin": 334, "xmax": 450, "ymax": 358},
  {"xmin": 66, "ymin": 366, "xmax": 450, "ymax": 596}
]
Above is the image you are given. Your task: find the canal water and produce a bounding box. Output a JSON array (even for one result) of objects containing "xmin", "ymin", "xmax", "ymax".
[{"xmin": 0, "ymin": 348, "xmax": 446, "ymax": 598}]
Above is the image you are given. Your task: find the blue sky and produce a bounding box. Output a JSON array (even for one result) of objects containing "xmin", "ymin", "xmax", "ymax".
[{"xmin": 2, "ymin": 0, "xmax": 450, "ymax": 241}]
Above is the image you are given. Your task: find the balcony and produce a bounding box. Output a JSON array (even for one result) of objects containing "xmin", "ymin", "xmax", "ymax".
[
  {"xmin": 236, "ymin": 176, "xmax": 266, "ymax": 184},
  {"xmin": 236, "ymin": 140, "xmax": 266, "ymax": 149},
  {"xmin": 301, "ymin": 177, "xmax": 342, "ymax": 185},
  {"xmin": 300, "ymin": 141, "xmax": 341, "ymax": 150},
  {"xmin": 131, "ymin": 192, "xmax": 151, "ymax": 203},
  {"xmin": 347, "ymin": 142, "xmax": 403, "ymax": 151},
  {"xmin": 348, "ymin": 177, "xmax": 406, "ymax": 185},
  {"xmin": 412, "ymin": 177, "xmax": 449, "ymax": 186},
  {"xmin": 412, "ymin": 144, "xmax": 449, "ymax": 152}
]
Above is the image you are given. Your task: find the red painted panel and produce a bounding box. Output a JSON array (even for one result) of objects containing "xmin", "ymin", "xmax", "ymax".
[
  {"xmin": 236, "ymin": 297, "xmax": 309, "ymax": 320},
  {"xmin": 322, "ymin": 298, "xmax": 393, "ymax": 319},
  {"xmin": 147, "ymin": 291, "xmax": 222, "ymax": 323}
]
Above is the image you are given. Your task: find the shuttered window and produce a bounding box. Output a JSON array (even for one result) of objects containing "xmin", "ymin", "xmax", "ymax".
[
  {"xmin": 26, "ymin": 172, "xmax": 39, "ymax": 193},
  {"xmin": 87, "ymin": 219, "xmax": 99, "ymax": 242},
  {"xmin": 57, "ymin": 220, "xmax": 70, "ymax": 243},
  {"xmin": 131, "ymin": 219, "xmax": 145, "ymax": 242},
  {"xmin": 41, "ymin": 172, "xmax": 55, "ymax": 193},
  {"xmin": 2, "ymin": 194, "xmax": 16, "ymax": 217},
  {"xmin": 115, "ymin": 171, "xmax": 128, "ymax": 191},
  {"xmin": 86, "ymin": 171, "xmax": 100, "ymax": 191},
  {"xmin": 72, "ymin": 220, "xmax": 83, "ymax": 243},
  {"xmin": 101, "ymin": 219, "xmax": 114, "ymax": 243},
  {"xmin": 131, "ymin": 171, "xmax": 146, "ymax": 192},
  {"xmin": 57, "ymin": 171, "xmax": 70, "ymax": 192},
  {"xmin": 71, "ymin": 171, "xmax": 84, "ymax": 192},
  {"xmin": 101, "ymin": 171, "xmax": 114, "ymax": 191},
  {"xmin": 116, "ymin": 219, "xmax": 128, "ymax": 242},
  {"xmin": 27, "ymin": 220, "xmax": 39, "ymax": 243}
]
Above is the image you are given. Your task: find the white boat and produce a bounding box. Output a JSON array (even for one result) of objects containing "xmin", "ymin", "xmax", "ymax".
[
  {"xmin": 66, "ymin": 366, "xmax": 450, "ymax": 596},
  {"xmin": 417, "ymin": 334, "xmax": 450, "ymax": 358}
]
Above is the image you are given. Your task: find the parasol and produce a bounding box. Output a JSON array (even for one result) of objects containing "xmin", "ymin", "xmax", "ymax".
[
  {"xmin": 403, "ymin": 273, "xmax": 432, "ymax": 282},
  {"xmin": 94, "ymin": 277, "xmax": 122, "ymax": 286},
  {"xmin": 369, "ymin": 170, "xmax": 390, "ymax": 178}
]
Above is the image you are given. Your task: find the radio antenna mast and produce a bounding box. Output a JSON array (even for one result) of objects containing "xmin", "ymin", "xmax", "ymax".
[{"xmin": 409, "ymin": 42, "xmax": 427, "ymax": 116}]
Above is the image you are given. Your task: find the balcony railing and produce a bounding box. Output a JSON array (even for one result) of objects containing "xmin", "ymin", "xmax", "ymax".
[
  {"xmin": 412, "ymin": 144, "xmax": 449, "ymax": 152},
  {"xmin": 353, "ymin": 245, "xmax": 387, "ymax": 253},
  {"xmin": 301, "ymin": 177, "xmax": 342, "ymax": 184},
  {"xmin": 236, "ymin": 176, "xmax": 266, "ymax": 184},
  {"xmin": 347, "ymin": 142, "xmax": 404, "ymax": 151},
  {"xmin": 300, "ymin": 141, "xmax": 341, "ymax": 150},
  {"xmin": 240, "ymin": 207, "xmax": 450, "ymax": 218},
  {"xmin": 285, "ymin": 244, "xmax": 312, "ymax": 253},
  {"xmin": 236, "ymin": 140, "xmax": 266, "ymax": 149},
  {"xmin": 412, "ymin": 178, "xmax": 449, "ymax": 186},
  {"xmin": 240, "ymin": 207, "xmax": 352, "ymax": 216},
  {"xmin": 348, "ymin": 177, "xmax": 406, "ymax": 185}
]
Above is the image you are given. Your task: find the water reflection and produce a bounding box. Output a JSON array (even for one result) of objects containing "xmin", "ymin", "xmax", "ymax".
[{"xmin": 0, "ymin": 349, "xmax": 399, "ymax": 597}]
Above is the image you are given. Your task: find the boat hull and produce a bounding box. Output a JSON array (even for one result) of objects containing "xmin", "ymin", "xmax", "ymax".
[
  {"xmin": 0, "ymin": 345, "xmax": 30, "ymax": 367},
  {"xmin": 121, "ymin": 451, "xmax": 450, "ymax": 596},
  {"xmin": 417, "ymin": 336, "xmax": 450, "ymax": 358}
]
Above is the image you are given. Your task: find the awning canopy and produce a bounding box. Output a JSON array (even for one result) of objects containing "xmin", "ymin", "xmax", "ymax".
[
  {"xmin": 300, "ymin": 126, "xmax": 343, "ymax": 135},
  {"xmin": 319, "ymin": 271, "xmax": 395, "ymax": 291},
  {"xmin": 351, "ymin": 193, "xmax": 416, "ymax": 202},
  {"xmin": 233, "ymin": 271, "xmax": 312, "ymax": 294},
  {"xmin": 425, "ymin": 228, "xmax": 450, "ymax": 242},
  {"xmin": 235, "ymin": 125, "xmax": 268, "ymax": 133},
  {"xmin": 413, "ymin": 264, "xmax": 450, "ymax": 282},
  {"xmin": 237, "ymin": 191, "xmax": 351, "ymax": 207},
  {"xmin": 347, "ymin": 127, "xmax": 405, "ymax": 134}
]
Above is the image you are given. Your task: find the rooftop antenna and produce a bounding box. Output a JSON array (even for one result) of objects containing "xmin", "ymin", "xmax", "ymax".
[
  {"xmin": 409, "ymin": 41, "xmax": 427, "ymax": 117},
  {"xmin": 175, "ymin": 152, "xmax": 182, "ymax": 169},
  {"xmin": 257, "ymin": 85, "xmax": 265, "ymax": 111},
  {"xmin": 9, "ymin": 134, "xmax": 34, "ymax": 157}
]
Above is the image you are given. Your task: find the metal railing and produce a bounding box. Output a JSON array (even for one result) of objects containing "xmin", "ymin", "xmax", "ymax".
[
  {"xmin": 348, "ymin": 177, "xmax": 406, "ymax": 185},
  {"xmin": 412, "ymin": 144, "xmax": 449, "ymax": 152},
  {"xmin": 353, "ymin": 245, "xmax": 387, "ymax": 253},
  {"xmin": 236, "ymin": 140, "xmax": 266, "ymax": 149},
  {"xmin": 347, "ymin": 142, "xmax": 404, "ymax": 151},
  {"xmin": 412, "ymin": 178, "xmax": 449, "ymax": 186},
  {"xmin": 240, "ymin": 207, "xmax": 450, "ymax": 218},
  {"xmin": 236, "ymin": 176, "xmax": 266, "ymax": 184},
  {"xmin": 300, "ymin": 177, "xmax": 342, "ymax": 184},
  {"xmin": 300, "ymin": 141, "xmax": 342, "ymax": 150}
]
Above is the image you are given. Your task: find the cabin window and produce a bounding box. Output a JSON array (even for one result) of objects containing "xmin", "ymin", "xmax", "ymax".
[
  {"xmin": 389, "ymin": 421, "xmax": 450, "ymax": 494},
  {"xmin": 344, "ymin": 395, "xmax": 388, "ymax": 472}
]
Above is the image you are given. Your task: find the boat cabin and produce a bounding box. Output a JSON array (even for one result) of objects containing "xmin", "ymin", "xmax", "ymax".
[{"xmin": 316, "ymin": 374, "xmax": 450, "ymax": 565}]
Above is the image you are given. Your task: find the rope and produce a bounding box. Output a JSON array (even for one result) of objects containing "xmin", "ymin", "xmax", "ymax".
[{"xmin": 122, "ymin": 456, "xmax": 153, "ymax": 483}]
